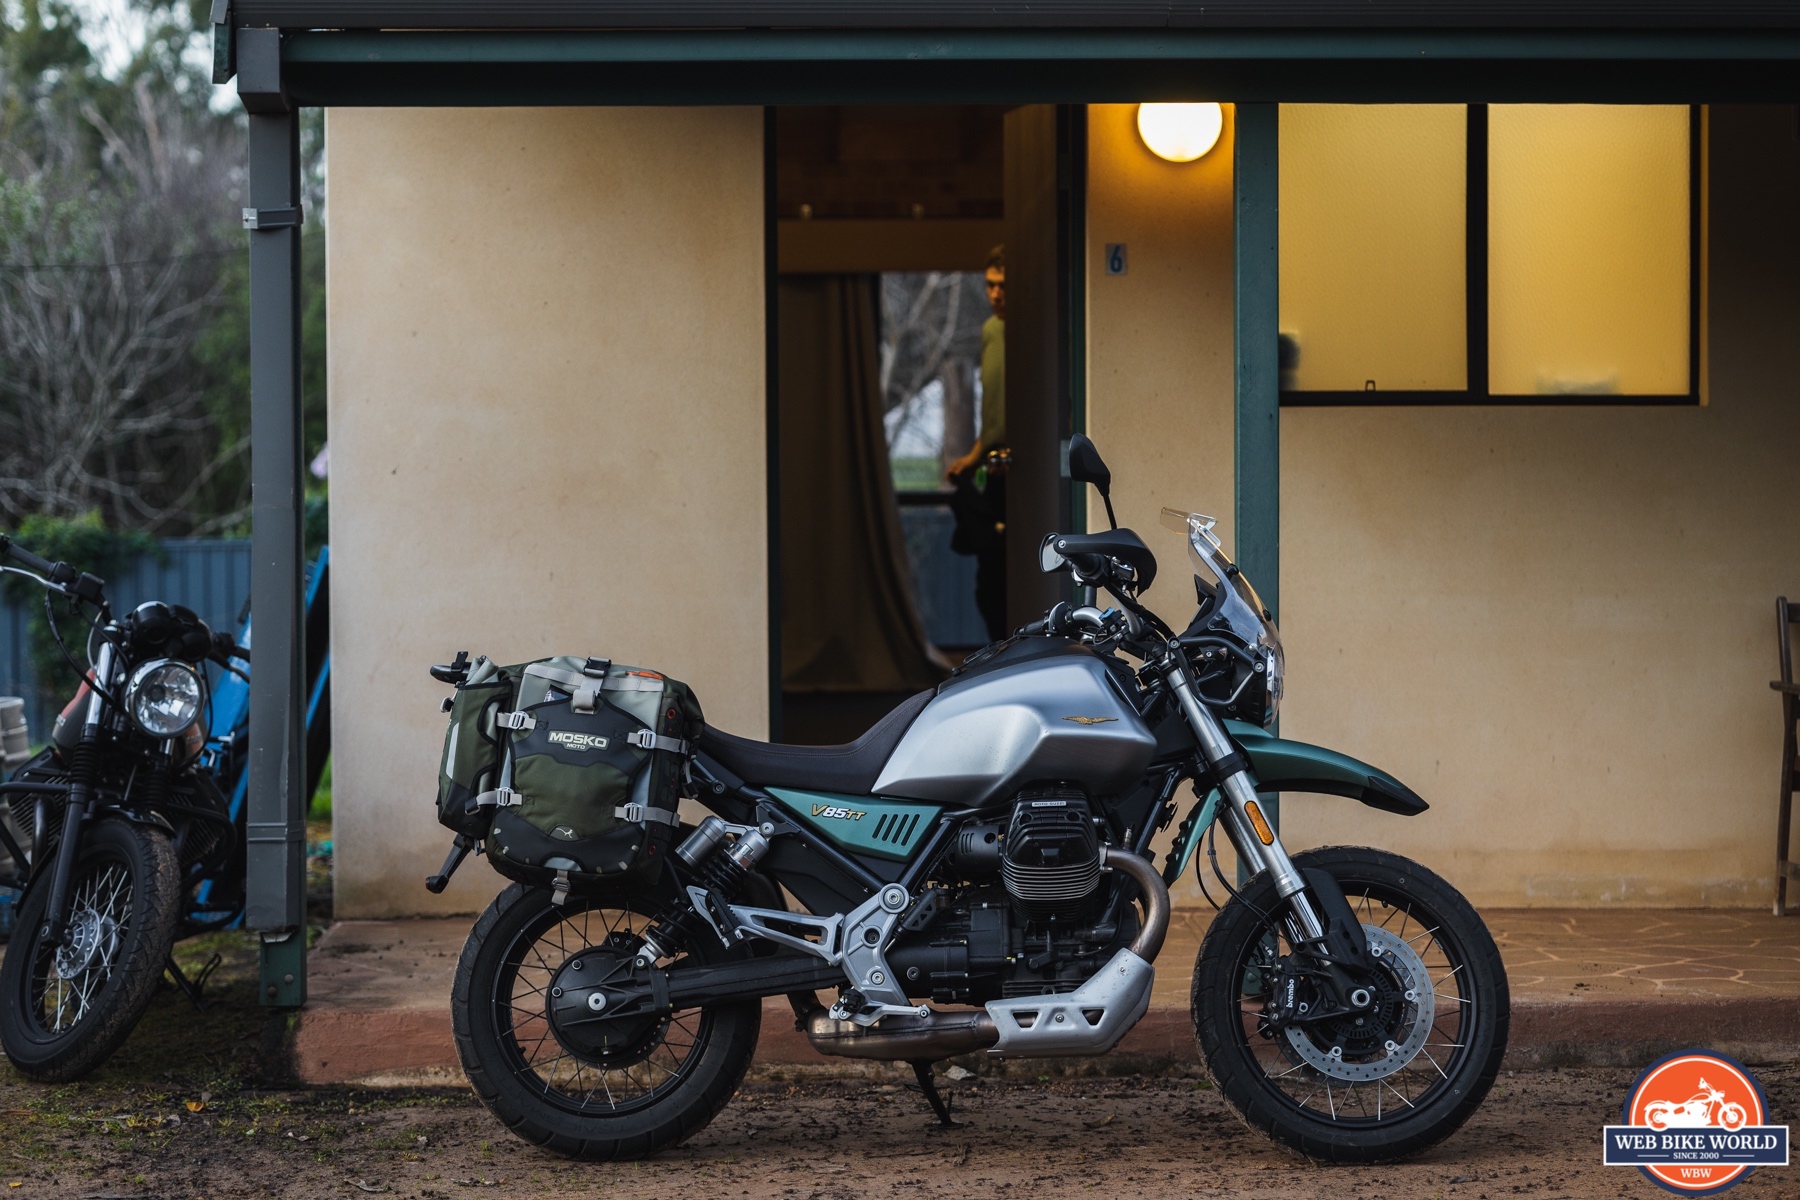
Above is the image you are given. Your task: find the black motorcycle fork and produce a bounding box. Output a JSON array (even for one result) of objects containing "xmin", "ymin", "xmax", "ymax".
[{"xmin": 38, "ymin": 644, "xmax": 114, "ymax": 947}]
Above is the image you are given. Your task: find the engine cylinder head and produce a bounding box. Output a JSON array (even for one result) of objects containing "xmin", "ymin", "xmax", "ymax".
[{"xmin": 1000, "ymin": 790, "xmax": 1101, "ymax": 921}]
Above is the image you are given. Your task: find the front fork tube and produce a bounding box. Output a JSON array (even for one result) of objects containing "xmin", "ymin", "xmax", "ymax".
[
  {"xmin": 1165, "ymin": 663, "xmax": 1327, "ymax": 945},
  {"xmin": 38, "ymin": 790, "xmax": 89, "ymax": 946},
  {"xmin": 40, "ymin": 644, "xmax": 112, "ymax": 946}
]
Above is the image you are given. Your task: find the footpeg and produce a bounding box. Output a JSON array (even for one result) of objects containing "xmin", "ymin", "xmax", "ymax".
[
  {"xmin": 425, "ymin": 834, "xmax": 476, "ymax": 894},
  {"xmin": 826, "ymin": 991, "xmax": 929, "ymax": 1023}
]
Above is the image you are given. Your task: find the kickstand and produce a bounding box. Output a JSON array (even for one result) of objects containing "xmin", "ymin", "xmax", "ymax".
[
  {"xmin": 907, "ymin": 1060, "xmax": 961, "ymax": 1128},
  {"xmin": 165, "ymin": 953, "xmax": 221, "ymax": 1014}
]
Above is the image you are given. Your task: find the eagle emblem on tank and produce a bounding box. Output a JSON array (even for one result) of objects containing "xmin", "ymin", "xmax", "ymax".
[{"xmin": 1062, "ymin": 715, "xmax": 1119, "ymax": 725}]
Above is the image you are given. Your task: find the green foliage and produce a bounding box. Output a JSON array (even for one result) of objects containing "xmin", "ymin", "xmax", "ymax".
[
  {"xmin": 310, "ymin": 755, "xmax": 332, "ymax": 820},
  {"xmin": 0, "ymin": 0, "xmax": 91, "ymax": 83},
  {"xmin": 196, "ymin": 210, "xmax": 331, "ymax": 524},
  {"xmin": 890, "ymin": 456, "xmax": 946, "ymax": 493},
  {"xmin": 0, "ymin": 513, "xmax": 158, "ymax": 718},
  {"xmin": 1, "ymin": 1, "xmax": 328, "ymax": 538}
]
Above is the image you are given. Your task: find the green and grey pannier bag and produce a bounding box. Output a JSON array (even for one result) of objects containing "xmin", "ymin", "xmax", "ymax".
[
  {"xmin": 434, "ymin": 654, "xmax": 703, "ymax": 898},
  {"xmin": 435, "ymin": 655, "xmax": 512, "ymax": 837}
]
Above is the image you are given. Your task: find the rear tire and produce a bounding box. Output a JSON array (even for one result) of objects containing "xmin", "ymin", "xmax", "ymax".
[
  {"xmin": 453, "ymin": 880, "xmax": 761, "ymax": 1160},
  {"xmin": 1193, "ymin": 845, "xmax": 1507, "ymax": 1163},
  {"xmin": 0, "ymin": 818, "xmax": 182, "ymax": 1081}
]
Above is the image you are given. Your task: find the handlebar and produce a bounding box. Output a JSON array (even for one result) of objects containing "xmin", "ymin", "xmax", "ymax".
[
  {"xmin": 209, "ymin": 630, "xmax": 251, "ymax": 665},
  {"xmin": 0, "ymin": 533, "xmax": 107, "ymax": 606},
  {"xmin": 0, "ymin": 533, "xmax": 54, "ymax": 576}
]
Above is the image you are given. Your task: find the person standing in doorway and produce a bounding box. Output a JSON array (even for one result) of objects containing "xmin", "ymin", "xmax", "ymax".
[{"xmin": 948, "ymin": 245, "xmax": 1008, "ymax": 641}]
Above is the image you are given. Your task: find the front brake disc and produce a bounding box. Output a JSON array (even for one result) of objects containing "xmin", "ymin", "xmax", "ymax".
[{"xmin": 1281, "ymin": 923, "xmax": 1436, "ymax": 1083}]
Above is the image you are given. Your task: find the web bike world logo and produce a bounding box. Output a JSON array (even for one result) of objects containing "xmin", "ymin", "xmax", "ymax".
[{"xmin": 1605, "ymin": 1050, "xmax": 1788, "ymax": 1194}]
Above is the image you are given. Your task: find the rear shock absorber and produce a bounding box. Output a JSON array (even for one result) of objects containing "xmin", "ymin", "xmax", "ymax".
[{"xmin": 635, "ymin": 817, "xmax": 773, "ymax": 966}]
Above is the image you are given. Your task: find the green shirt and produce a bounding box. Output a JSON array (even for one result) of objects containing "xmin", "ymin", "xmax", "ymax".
[{"xmin": 979, "ymin": 315, "xmax": 1006, "ymax": 450}]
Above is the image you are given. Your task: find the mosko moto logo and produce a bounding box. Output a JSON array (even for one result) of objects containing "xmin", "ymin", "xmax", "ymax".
[
  {"xmin": 1604, "ymin": 1050, "xmax": 1788, "ymax": 1194},
  {"xmin": 811, "ymin": 804, "xmax": 866, "ymax": 822},
  {"xmin": 548, "ymin": 730, "xmax": 609, "ymax": 752},
  {"xmin": 1062, "ymin": 715, "xmax": 1119, "ymax": 726}
]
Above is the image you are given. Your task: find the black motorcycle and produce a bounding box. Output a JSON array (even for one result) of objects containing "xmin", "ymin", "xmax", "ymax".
[{"xmin": 0, "ymin": 533, "xmax": 248, "ymax": 1080}]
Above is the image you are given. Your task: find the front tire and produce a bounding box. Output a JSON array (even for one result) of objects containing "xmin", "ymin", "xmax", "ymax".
[
  {"xmin": 0, "ymin": 818, "xmax": 182, "ymax": 1081},
  {"xmin": 1193, "ymin": 845, "xmax": 1508, "ymax": 1162},
  {"xmin": 453, "ymin": 880, "xmax": 761, "ymax": 1160}
]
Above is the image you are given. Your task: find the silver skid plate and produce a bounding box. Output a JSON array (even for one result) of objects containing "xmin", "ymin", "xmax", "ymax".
[{"xmin": 984, "ymin": 947, "xmax": 1155, "ymax": 1056}]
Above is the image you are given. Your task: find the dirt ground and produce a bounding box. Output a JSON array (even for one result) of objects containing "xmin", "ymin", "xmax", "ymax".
[{"xmin": 2, "ymin": 935, "xmax": 1798, "ymax": 1200}]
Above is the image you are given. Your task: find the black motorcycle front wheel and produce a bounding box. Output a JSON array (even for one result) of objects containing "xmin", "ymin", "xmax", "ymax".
[
  {"xmin": 0, "ymin": 818, "xmax": 182, "ymax": 1081},
  {"xmin": 453, "ymin": 880, "xmax": 762, "ymax": 1160},
  {"xmin": 1193, "ymin": 845, "xmax": 1508, "ymax": 1163}
]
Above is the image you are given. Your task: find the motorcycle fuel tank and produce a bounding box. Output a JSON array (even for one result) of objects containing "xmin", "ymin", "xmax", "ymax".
[{"xmin": 873, "ymin": 643, "xmax": 1156, "ymax": 808}]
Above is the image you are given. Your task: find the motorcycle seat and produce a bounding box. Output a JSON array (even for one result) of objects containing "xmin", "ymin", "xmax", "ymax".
[{"xmin": 696, "ymin": 689, "xmax": 934, "ymax": 795}]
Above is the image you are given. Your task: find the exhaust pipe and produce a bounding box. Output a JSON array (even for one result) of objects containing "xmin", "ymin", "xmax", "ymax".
[
  {"xmin": 798, "ymin": 845, "xmax": 1172, "ymax": 1061},
  {"xmin": 800, "ymin": 1006, "xmax": 999, "ymax": 1060},
  {"xmin": 1102, "ymin": 845, "xmax": 1170, "ymax": 962}
]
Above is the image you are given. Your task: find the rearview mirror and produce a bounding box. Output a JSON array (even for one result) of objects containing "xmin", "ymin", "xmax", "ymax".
[
  {"xmin": 1039, "ymin": 534, "xmax": 1068, "ymax": 574},
  {"xmin": 1068, "ymin": 434, "xmax": 1110, "ymax": 493},
  {"xmin": 1068, "ymin": 434, "xmax": 1118, "ymax": 529}
]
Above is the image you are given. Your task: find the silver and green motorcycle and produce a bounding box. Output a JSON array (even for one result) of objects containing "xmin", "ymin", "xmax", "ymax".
[{"xmin": 447, "ymin": 434, "xmax": 1507, "ymax": 1163}]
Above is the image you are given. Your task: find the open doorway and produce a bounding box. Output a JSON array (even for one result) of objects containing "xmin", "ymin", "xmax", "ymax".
[{"xmin": 773, "ymin": 105, "xmax": 1082, "ymax": 745}]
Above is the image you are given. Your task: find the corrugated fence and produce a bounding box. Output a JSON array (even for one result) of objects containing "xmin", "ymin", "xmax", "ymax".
[{"xmin": 0, "ymin": 539, "xmax": 253, "ymax": 738}]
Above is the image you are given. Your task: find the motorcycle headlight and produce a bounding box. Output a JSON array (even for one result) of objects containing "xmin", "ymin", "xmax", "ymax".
[
  {"xmin": 127, "ymin": 659, "xmax": 203, "ymax": 738},
  {"xmin": 1261, "ymin": 643, "xmax": 1284, "ymax": 728}
]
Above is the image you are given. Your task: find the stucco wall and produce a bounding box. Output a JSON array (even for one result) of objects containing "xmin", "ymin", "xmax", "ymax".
[
  {"xmin": 1087, "ymin": 104, "xmax": 1800, "ymax": 907},
  {"xmin": 326, "ymin": 107, "xmax": 768, "ymax": 918},
  {"xmin": 1085, "ymin": 103, "xmax": 1241, "ymax": 904}
]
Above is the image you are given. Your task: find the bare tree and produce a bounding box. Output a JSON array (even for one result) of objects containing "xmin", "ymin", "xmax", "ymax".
[
  {"xmin": 0, "ymin": 74, "xmax": 243, "ymax": 533},
  {"xmin": 879, "ymin": 271, "xmax": 988, "ymax": 477}
]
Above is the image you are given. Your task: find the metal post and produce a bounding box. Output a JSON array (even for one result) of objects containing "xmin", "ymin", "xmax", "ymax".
[
  {"xmin": 242, "ymin": 34, "xmax": 308, "ymax": 1005},
  {"xmin": 1234, "ymin": 102, "xmax": 1280, "ymax": 834}
]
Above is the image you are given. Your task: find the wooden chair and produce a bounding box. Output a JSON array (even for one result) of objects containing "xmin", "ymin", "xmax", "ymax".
[{"xmin": 1773, "ymin": 597, "xmax": 1800, "ymax": 915}]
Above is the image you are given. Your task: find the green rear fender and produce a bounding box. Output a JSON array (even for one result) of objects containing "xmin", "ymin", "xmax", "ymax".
[{"xmin": 1222, "ymin": 720, "xmax": 1429, "ymax": 817}]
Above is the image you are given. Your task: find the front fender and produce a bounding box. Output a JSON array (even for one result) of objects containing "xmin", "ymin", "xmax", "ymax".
[
  {"xmin": 1223, "ymin": 720, "xmax": 1428, "ymax": 817},
  {"xmin": 1161, "ymin": 723, "xmax": 1427, "ymax": 886}
]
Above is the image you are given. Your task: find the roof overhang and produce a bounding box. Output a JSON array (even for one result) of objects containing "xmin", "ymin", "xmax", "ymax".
[{"xmin": 220, "ymin": 1, "xmax": 1800, "ymax": 106}]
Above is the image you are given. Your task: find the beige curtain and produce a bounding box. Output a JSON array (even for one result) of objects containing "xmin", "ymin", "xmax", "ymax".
[{"xmin": 778, "ymin": 275, "xmax": 950, "ymax": 692}]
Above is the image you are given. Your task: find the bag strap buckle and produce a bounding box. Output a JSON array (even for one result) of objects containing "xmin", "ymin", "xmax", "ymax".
[
  {"xmin": 493, "ymin": 710, "xmax": 536, "ymax": 732},
  {"xmin": 615, "ymin": 802, "xmax": 680, "ymax": 826},
  {"xmin": 473, "ymin": 787, "xmax": 522, "ymax": 809},
  {"xmin": 626, "ymin": 728, "xmax": 688, "ymax": 755}
]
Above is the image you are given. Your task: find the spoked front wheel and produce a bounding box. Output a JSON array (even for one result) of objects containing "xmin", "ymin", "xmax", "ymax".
[
  {"xmin": 0, "ymin": 818, "xmax": 182, "ymax": 1081},
  {"xmin": 453, "ymin": 880, "xmax": 761, "ymax": 1160},
  {"xmin": 1193, "ymin": 845, "xmax": 1508, "ymax": 1162}
]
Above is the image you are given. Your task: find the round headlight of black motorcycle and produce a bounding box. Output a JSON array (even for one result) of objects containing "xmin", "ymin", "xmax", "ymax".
[{"xmin": 126, "ymin": 658, "xmax": 203, "ymax": 738}]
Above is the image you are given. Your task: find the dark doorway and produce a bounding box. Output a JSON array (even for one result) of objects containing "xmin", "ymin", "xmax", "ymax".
[{"xmin": 771, "ymin": 105, "xmax": 1082, "ymax": 745}]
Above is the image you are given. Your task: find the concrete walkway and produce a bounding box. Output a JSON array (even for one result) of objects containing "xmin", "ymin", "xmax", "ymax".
[{"xmin": 292, "ymin": 908, "xmax": 1800, "ymax": 1084}]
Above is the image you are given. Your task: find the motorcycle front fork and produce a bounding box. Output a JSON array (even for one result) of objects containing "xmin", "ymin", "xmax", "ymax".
[
  {"xmin": 1164, "ymin": 662, "xmax": 1327, "ymax": 945},
  {"xmin": 38, "ymin": 644, "xmax": 113, "ymax": 947}
]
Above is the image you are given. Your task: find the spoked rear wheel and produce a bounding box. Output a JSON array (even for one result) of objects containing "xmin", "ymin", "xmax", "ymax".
[
  {"xmin": 453, "ymin": 881, "xmax": 760, "ymax": 1160},
  {"xmin": 1193, "ymin": 845, "xmax": 1508, "ymax": 1162},
  {"xmin": 0, "ymin": 819, "xmax": 181, "ymax": 1081}
]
